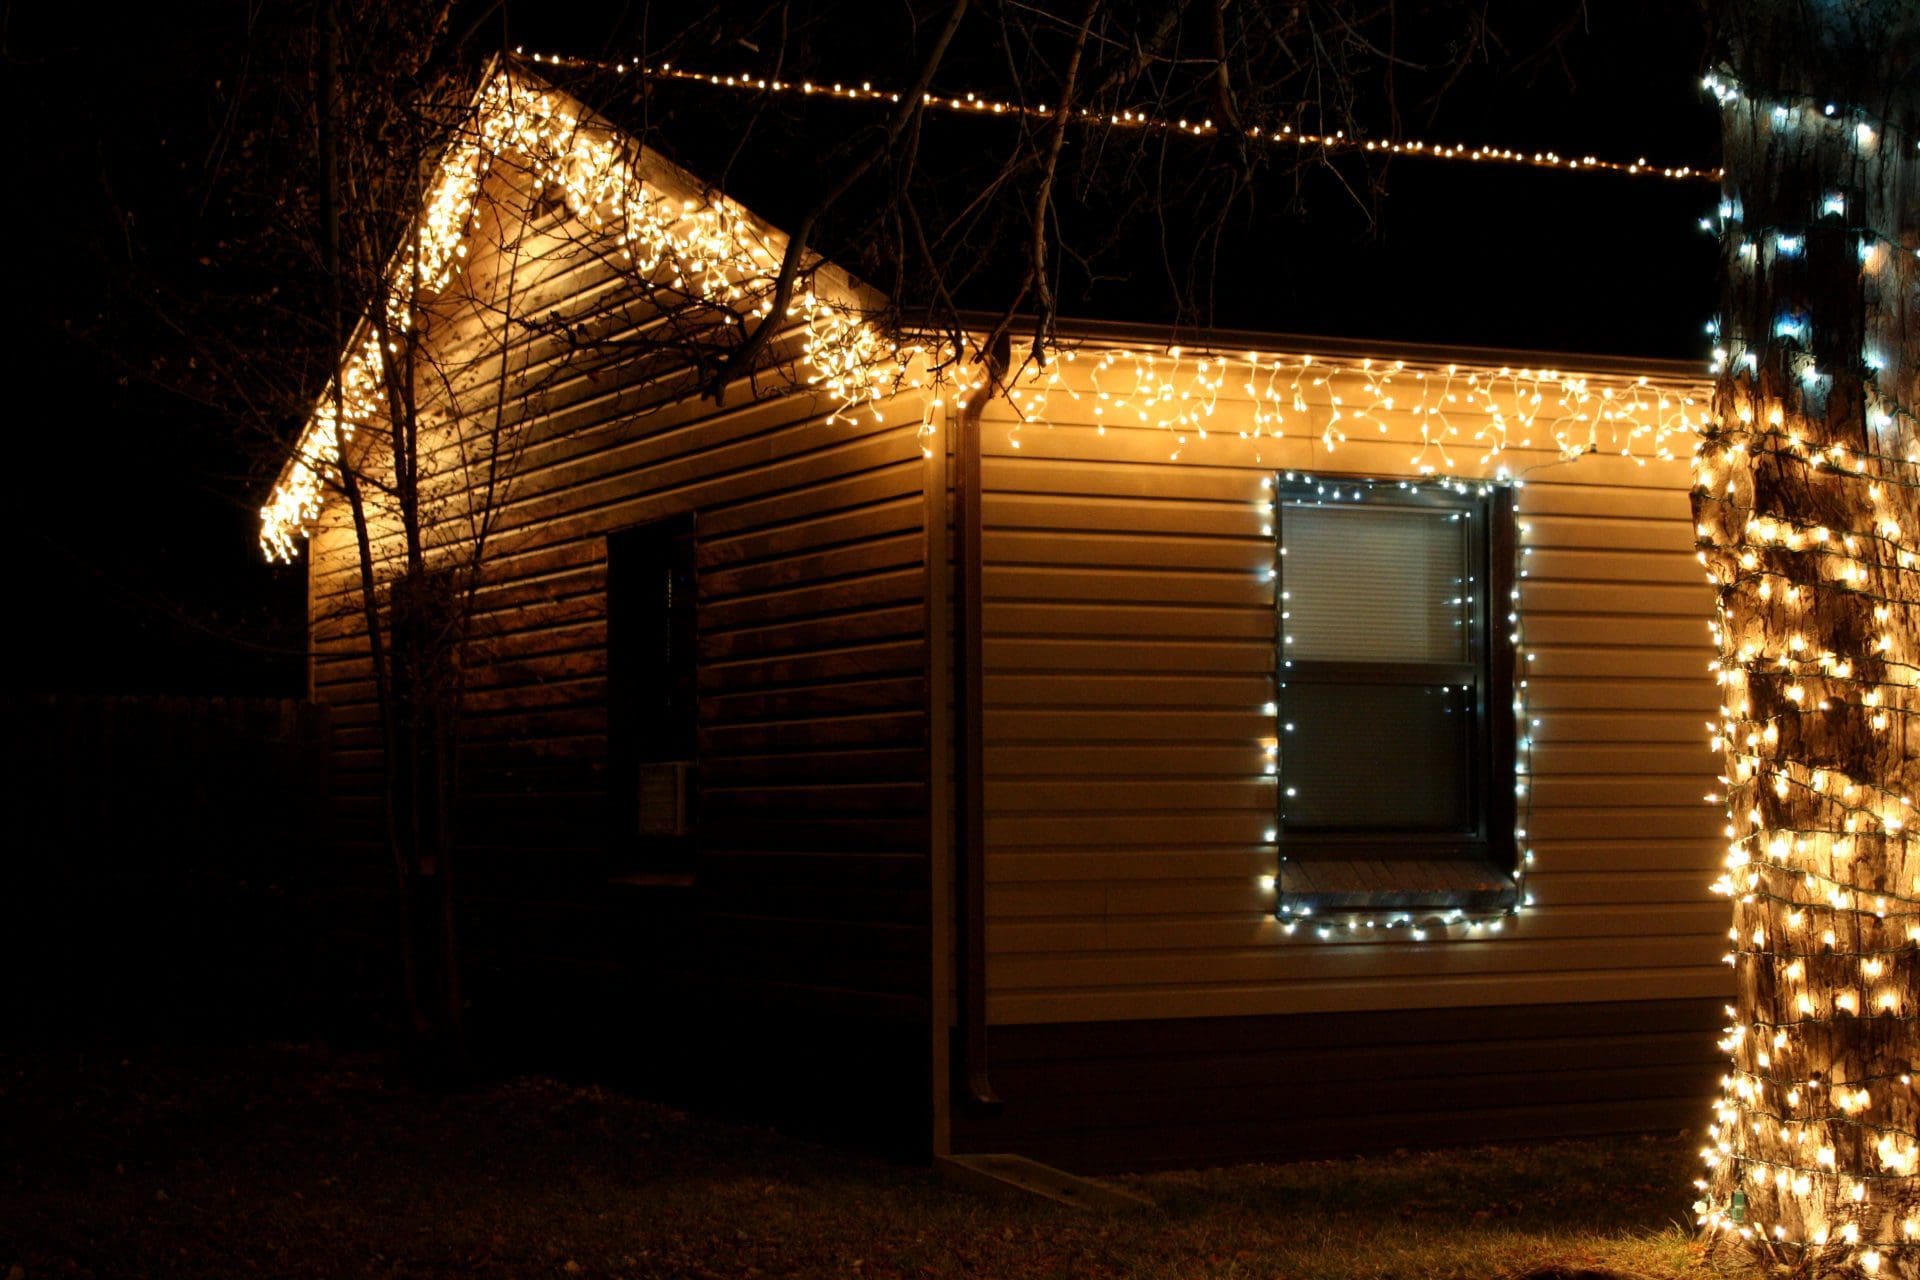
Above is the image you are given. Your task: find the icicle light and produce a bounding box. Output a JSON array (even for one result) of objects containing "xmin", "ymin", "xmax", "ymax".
[
  {"xmin": 264, "ymin": 62, "xmax": 1714, "ymax": 560},
  {"xmin": 259, "ymin": 67, "xmax": 930, "ymax": 560}
]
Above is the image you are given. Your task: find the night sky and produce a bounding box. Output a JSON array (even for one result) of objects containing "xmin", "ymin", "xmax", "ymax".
[{"xmin": 2, "ymin": 2, "xmax": 1721, "ymax": 700}]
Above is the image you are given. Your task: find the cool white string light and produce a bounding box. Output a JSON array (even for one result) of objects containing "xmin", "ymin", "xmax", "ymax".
[
  {"xmin": 1692, "ymin": 69, "xmax": 1920, "ymax": 1277},
  {"xmin": 264, "ymin": 64, "xmax": 1712, "ymax": 963},
  {"xmin": 265, "ymin": 61, "xmax": 1712, "ymax": 558}
]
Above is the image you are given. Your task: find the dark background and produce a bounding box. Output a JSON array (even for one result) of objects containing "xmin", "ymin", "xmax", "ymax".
[{"xmin": 0, "ymin": 1, "xmax": 1720, "ymax": 700}]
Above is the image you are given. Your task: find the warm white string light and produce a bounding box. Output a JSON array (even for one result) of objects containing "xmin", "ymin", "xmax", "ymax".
[
  {"xmin": 264, "ymin": 61, "xmax": 1715, "ymax": 963},
  {"xmin": 520, "ymin": 48, "xmax": 1720, "ymax": 183},
  {"xmin": 1692, "ymin": 68, "xmax": 1920, "ymax": 1277},
  {"xmin": 260, "ymin": 66, "xmax": 934, "ymax": 560},
  {"xmin": 265, "ymin": 60, "xmax": 1716, "ymax": 559},
  {"xmin": 989, "ymin": 347, "xmax": 1703, "ymax": 471}
]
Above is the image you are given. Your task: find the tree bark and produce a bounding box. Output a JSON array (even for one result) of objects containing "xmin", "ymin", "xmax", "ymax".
[{"xmin": 1694, "ymin": 3, "xmax": 1919, "ymax": 1273}]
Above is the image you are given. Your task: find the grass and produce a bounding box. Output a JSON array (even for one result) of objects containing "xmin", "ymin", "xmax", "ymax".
[{"xmin": 1, "ymin": 1042, "xmax": 1759, "ymax": 1280}]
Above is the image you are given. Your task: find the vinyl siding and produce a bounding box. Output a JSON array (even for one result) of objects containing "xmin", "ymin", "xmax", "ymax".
[
  {"xmin": 972, "ymin": 347, "xmax": 1728, "ymax": 1027},
  {"xmin": 303, "ymin": 138, "xmax": 933, "ymax": 1081},
  {"xmin": 952, "ymin": 997, "xmax": 1725, "ymax": 1172}
]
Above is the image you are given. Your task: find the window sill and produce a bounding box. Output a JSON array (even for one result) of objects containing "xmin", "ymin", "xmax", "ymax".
[{"xmin": 1279, "ymin": 856, "xmax": 1517, "ymax": 914}]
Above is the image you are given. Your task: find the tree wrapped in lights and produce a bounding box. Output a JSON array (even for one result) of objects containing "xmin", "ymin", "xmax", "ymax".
[{"xmin": 1693, "ymin": 1, "xmax": 1919, "ymax": 1273}]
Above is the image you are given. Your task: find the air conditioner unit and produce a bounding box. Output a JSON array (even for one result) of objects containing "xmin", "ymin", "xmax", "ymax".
[{"xmin": 637, "ymin": 760, "xmax": 696, "ymax": 838}]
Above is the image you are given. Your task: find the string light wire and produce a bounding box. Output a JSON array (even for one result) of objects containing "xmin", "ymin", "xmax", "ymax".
[
  {"xmin": 520, "ymin": 48, "xmax": 1722, "ymax": 184},
  {"xmin": 1692, "ymin": 69, "xmax": 1920, "ymax": 1276},
  {"xmin": 263, "ymin": 63, "xmax": 1720, "ymax": 968}
]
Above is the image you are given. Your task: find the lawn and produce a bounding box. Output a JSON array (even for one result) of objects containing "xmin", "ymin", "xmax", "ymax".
[{"xmin": 1, "ymin": 1043, "xmax": 1757, "ymax": 1280}]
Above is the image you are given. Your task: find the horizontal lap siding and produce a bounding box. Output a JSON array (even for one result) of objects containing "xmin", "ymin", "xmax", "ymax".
[
  {"xmin": 958, "ymin": 352, "xmax": 1728, "ymax": 1168},
  {"xmin": 306, "ymin": 165, "xmax": 931, "ymax": 1041},
  {"xmin": 976, "ymin": 362, "xmax": 1729, "ymax": 1028},
  {"xmin": 953, "ymin": 997, "xmax": 1725, "ymax": 1172}
]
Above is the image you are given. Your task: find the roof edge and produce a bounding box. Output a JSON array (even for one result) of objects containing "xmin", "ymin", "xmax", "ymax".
[{"xmin": 949, "ymin": 310, "xmax": 1711, "ymax": 386}]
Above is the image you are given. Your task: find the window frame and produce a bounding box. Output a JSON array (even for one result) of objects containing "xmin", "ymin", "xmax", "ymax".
[
  {"xmin": 1273, "ymin": 476, "xmax": 1518, "ymax": 876},
  {"xmin": 606, "ymin": 512, "xmax": 699, "ymax": 870}
]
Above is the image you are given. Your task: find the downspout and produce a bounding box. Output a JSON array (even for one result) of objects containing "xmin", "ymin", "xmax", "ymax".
[{"xmin": 953, "ymin": 341, "xmax": 1003, "ymax": 1112}]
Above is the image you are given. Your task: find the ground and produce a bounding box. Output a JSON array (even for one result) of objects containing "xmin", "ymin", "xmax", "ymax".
[{"xmin": 2, "ymin": 1043, "xmax": 1758, "ymax": 1280}]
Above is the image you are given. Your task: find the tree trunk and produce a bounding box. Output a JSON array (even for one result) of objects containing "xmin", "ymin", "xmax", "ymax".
[
  {"xmin": 1694, "ymin": 3, "xmax": 1919, "ymax": 1274},
  {"xmin": 389, "ymin": 565, "xmax": 466, "ymax": 1074}
]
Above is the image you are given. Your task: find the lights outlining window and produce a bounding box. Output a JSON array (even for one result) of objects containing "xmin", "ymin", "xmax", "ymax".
[{"xmin": 1273, "ymin": 476, "xmax": 1519, "ymax": 923}]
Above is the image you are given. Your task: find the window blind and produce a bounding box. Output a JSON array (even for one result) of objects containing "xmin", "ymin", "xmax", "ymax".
[{"xmin": 1282, "ymin": 504, "xmax": 1470, "ymax": 664}]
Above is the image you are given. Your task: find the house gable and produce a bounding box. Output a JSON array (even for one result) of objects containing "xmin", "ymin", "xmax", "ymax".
[
  {"xmin": 262, "ymin": 60, "xmax": 901, "ymax": 565},
  {"xmin": 280, "ymin": 53, "xmax": 1735, "ymax": 1173}
]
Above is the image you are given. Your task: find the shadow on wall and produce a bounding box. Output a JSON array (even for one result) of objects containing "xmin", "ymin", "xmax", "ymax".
[{"xmin": 0, "ymin": 695, "xmax": 381, "ymax": 1044}]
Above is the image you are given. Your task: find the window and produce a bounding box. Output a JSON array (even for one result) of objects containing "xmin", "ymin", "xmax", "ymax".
[
  {"xmin": 1274, "ymin": 478, "xmax": 1518, "ymax": 915},
  {"xmin": 607, "ymin": 514, "xmax": 698, "ymax": 870}
]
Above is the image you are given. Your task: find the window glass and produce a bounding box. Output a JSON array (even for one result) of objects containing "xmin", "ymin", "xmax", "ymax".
[
  {"xmin": 1274, "ymin": 479, "xmax": 1517, "ymax": 911},
  {"xmin": 1277, "ymin": 484, "xmax": 1494, "ymax": 847},
  {"xmin": 1283, "ymin": 504, "xmax": 1470, "ymax": 663},
  {"xmin": 607, "ymin": 515, "xmax": 698, "ymax": 866},
  {"xmin": 1280, "ymin": 682, "xmax": 1472, "ymax": 830},
  {"xmin": 609, "ymin": 518, "xmax": 697, "ymax": 763}
]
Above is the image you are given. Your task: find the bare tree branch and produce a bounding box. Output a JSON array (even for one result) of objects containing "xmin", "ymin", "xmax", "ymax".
[{"xmin": 706, "ymin": 0, "xmax": 971, "ymax": 403}]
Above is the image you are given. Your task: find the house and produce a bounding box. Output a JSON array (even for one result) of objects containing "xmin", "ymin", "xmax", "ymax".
[{"xmin": 277, "ymin": 60, "xmax": 1729, "ymax": 1170}]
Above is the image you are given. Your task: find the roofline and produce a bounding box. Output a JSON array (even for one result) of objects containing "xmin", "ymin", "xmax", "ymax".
[
  {"xmin": 947, "ymin": 310, "xmax": 1711, "ymax": 385},
  {"xmin": 266, "ymin": 56, "xmax": 884, "ymax": 545},
  {"xmin": 265, "ymin": 53, "xmax": 507, "ymax": 513}
]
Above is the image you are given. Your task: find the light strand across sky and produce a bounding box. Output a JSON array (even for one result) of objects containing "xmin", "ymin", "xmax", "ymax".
[
  {"xmin": 262, "ymin": 64, "xmax": 1710, "ymax": 963},
  {"xmin": 520, "ymin": 49, "xmax": 1723, "ymax": 184}
]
